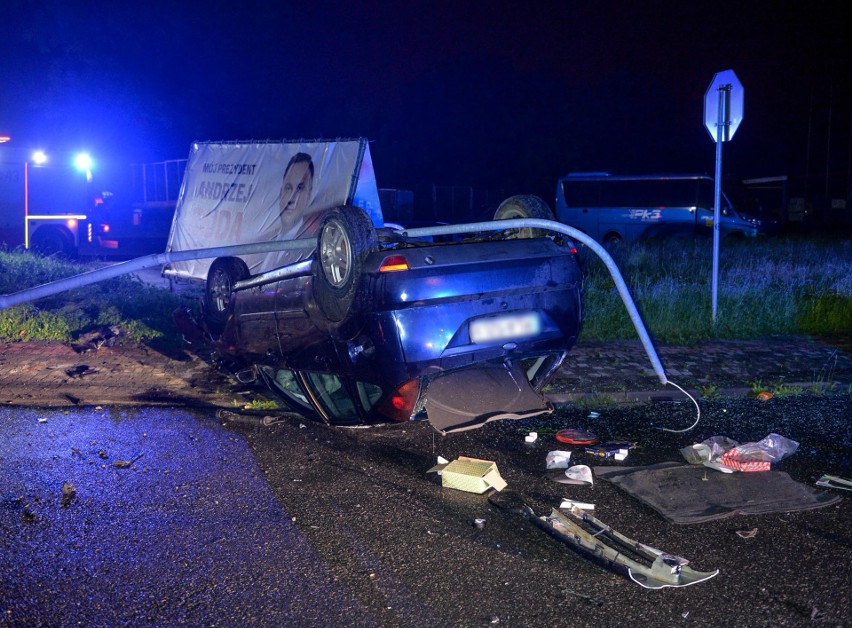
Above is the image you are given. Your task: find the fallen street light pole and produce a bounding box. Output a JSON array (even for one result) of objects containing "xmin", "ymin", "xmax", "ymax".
[{"xmin": 0, "ymin": 218, "xmax": 669, "ymax": 386}]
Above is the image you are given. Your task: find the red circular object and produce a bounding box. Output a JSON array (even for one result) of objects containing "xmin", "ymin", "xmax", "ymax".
[{"xmin": 555, "ymin": 429, "xmax": 598, "ymax": 445}]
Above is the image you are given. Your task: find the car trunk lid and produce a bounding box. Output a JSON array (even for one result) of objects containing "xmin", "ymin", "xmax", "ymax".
[{"xmin": 425, "ymin": 362, "xmax": 552, "ymax": 434}]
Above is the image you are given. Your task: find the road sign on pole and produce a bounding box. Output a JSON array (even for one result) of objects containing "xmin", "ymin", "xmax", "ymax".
[
  {"xmin": 704, "ymin": 69, "xmax": 744, "ymax": 323},
  {"xmin": 704, "ymin": 69, "xmax": 744, "ymax": 142}
]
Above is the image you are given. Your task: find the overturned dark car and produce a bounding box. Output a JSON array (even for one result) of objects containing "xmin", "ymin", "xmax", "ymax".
[
  {"xmin": 176, "ymin": 200, "xmax": 581, "ymax": 433},
  {"xmin": 167, "ymin": 140, "xmax": 582, "ymax": 433}
]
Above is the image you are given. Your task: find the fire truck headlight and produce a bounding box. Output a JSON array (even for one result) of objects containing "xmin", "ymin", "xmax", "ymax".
[{"xmin": 32, "ymin": 150, "xmax": 48, "ymax": 165}]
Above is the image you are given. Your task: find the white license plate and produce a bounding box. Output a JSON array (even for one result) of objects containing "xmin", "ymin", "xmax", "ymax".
[{"xmin": 470, "ymin": 312, "xmax": 541, "ymax": 344}]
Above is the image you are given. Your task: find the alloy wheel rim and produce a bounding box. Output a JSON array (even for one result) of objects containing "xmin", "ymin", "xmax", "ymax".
[{"xmin": 320, "ymin": 220, "xmax": 352, "ymax": 287}]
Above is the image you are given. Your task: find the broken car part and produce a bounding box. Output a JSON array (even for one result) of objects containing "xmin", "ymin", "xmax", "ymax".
[{"xmin": 489, "ymin": 491, "xmax": 718, "ymax": 590}]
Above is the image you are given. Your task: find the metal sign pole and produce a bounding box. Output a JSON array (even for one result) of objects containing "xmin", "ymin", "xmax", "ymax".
[{"xmin": 711, "ymin": 84, "xmax": 730, "ymax": 322}]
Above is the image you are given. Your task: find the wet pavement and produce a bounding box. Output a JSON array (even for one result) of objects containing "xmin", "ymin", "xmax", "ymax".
[
  {"xmin": 1, "ymin": 334, "xmax": 850, "ymax": 625},
  {"xmin": 1, "ymin": 396, "xmax": 849, "ymax": 626}
]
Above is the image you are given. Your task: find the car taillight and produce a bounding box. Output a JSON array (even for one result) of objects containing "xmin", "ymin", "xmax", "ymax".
[
  {"xmin": 379, "ymin": 254, "xmax": 409, "ymax": 272},
  {"xmin": 376, "ymin": 379, "xmax": 420, "ymax": 422}
]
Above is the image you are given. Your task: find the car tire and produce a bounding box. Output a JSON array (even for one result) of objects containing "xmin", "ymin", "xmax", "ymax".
[
  {"xmin": 313, "ymin": 205, "xmax": 379, "ymax": 323},
  {"xmin": 205, "ymin": 257, "xmax": 249, "ymax": 333},
  {"xmin": 493, "ymin": 195, "xmax": 555, "ymax": 238}
]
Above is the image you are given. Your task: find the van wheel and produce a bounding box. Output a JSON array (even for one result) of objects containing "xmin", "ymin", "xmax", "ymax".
[
  {"xmin": 313, "ymin": 206, "xmax": 379, "ymax": 323},
  {"xmin": 603, "ymin": 232, "xmax": 623, "ymax": 248},
  {"xmin": 493, "ymin": 195, "xmax": 555, "ymax": 238},
  {"xmin": 205, "ymin": 258, "xmax": 249, "ymax": 333}
]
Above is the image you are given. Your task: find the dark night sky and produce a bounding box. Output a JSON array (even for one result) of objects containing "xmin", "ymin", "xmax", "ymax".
[{"xmin": 1, "ymin": 0, "xmax": 849, "ymax": 203}]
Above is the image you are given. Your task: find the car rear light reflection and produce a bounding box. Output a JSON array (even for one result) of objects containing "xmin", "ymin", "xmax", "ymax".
[
  {"xmin": 377, "ymin": 379, "xmax": 420, "ymax": 422},
  {"xmin": 379, "ymin": 254, "xmax": 409, "ymax": 272}
]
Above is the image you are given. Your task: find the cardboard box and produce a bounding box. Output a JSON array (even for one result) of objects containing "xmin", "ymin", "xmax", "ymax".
[{"xmin": 427, "ymin": 456, "xmax": 507, "ymax": 494}]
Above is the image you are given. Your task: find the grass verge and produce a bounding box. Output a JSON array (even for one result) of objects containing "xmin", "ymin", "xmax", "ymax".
[
  {"xmin": 0, "ymin": 250, "xmax": 194, "ymax": 348},
  {"xmin": 578, "ymin": 235, "xmax": 851, "ymax": 343}
]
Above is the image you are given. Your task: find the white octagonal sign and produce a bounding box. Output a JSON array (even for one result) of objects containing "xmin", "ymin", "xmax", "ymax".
[{"xmin": 704, "ymin": 69, "xmax": 744, "ymax": 142}]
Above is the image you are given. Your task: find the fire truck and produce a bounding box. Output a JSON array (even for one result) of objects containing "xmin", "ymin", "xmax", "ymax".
[
  {"xmin": 0, "ymin": 144, "xmax": 103, "ymax": 255},
  {"xmin": 0, "ymin": 140, "xmax": 186, "ymax": 257}
]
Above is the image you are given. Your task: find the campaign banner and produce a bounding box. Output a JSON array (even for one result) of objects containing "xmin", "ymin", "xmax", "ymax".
[{"xmin": 166, "ymin": 139, "xmax": 383, "ymax": 279}]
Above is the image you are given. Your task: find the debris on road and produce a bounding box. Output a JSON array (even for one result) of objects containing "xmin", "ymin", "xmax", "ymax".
[
  {"xmin": 595, "ymin": 462, "xmax": 842, "ymax": 524},
  {"xmin": 545, "ymin": 450, "xmax": 572, "ymax": 469},
  {"xmin": 555, "ymin": 428, "xmax": 598, "ymax": 445},
  {"xmin": 490, "ymin": 491, "xmax": 719, "ymax": 589},
  {"xmin": 559, "ymin": 499, "xmax": 594, "ymax": 511},
  {"xmin": 547, "ymin": 464, "xmax": 593, "ymax": 486},
  {"xmin": 112, "ymin": 453, "xmax": 144, "ymax": 469},
  {"xmin": 216, "ymin": 409, "xmax": 299, "ymax": 427},
  {"xmin": 427, "ymin": 456, "xmax": 507, "ymax": 494},
  {"xmin": 719, "ymin": 433, "xmax": 799, "ymax": 472},
  {"xmin": 816, "ymin": 474, "xmax": 852, "ymax": 491},
  {"xmin": 540, "ymin": 507, "xmax": 719, "ymax": 589},
  {"xmin": 585, "ymin": 441, "xmax": 636, "ymax": 461},
  {"xmin": 735, "ymin": 528, "xmax": 759, "ymax": 539},
  {"xmin": 61, "ymin": 481, "xmax": 76, "ymax": 507},
  {"xmin": 681, "ymin": 433, "xmax": 799, "ymax": 473}
]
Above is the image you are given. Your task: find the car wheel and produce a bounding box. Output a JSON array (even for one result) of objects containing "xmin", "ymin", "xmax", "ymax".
[
  {"xmin": 205, "ymin": 257, "xmax": 249, "ymax": 333},
  {"xmin": 493, "ymin": 195, "xmax": 555, "ymax": 238},
  {"xmin": 313, "ymin": 206, "xmax": 379, "ymax": 323}
]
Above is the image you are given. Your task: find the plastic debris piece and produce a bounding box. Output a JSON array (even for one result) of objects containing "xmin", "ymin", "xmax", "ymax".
[
  {"xmin": 560, "ymin": 499, "xmax": 595, "ymax": 511},
  {"xmin": 555, "ymin": 428, "xmax": 598, "ymax": 445},
  {"xmin": 585, "ymin": 442, "xmax": 636, "ymax": 459},
  {"xmin": 525, "ymin": 432, "xmax": 538, "ymax": 443},
  {"xmin": 492, "ymin": 494, "xmax": 719, "ymax": 589},
  {"xmin": 546, "ymin": 450, "xmax": 572, "ymax": 469},
  {"xmin": 735, "ymin": 528, "xmax": 758, "ymax": 539},
  {"xmin": 587, "ymin": 411, "xmax": 600, "ymax": 419},
  {"xmin": 756, "ymin": 391, "xmax": 773, "ymax": 401},
  {"xmin": 815, "ymin": 474, "xmax": 852, "ymax": 491},
  {"xmin": 548, "ymin": 464, "xmax": 593, "ymax": 486},
  {"xmin": 473, "ymin": 518, "xmax": 486, "ymax": 529},
  {"xmin": 702, "ymin": 460, "xmax": 736, "ymax": 473},
  {"xmin": 37, "ymin": 417, "xmax": 47, "ymax": 423}
]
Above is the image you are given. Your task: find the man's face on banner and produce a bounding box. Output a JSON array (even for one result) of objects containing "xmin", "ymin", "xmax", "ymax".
[{"xmin": 279, "ymin": 158, "xmax": 313, "ymax": 223}]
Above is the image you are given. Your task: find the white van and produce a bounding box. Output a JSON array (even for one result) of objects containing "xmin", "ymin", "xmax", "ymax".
[{"xmin": 555, "ymin": 172, "xmax": 759, "ymax": 244}]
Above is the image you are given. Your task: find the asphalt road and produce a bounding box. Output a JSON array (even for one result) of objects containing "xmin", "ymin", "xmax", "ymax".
[{"xmin": 1, "ymin": 395, "xmax": 849, "ymax": 626}]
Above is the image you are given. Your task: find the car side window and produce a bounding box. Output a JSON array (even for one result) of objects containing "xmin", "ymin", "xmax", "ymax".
[
  {"xmin": 304, "ymin": 372, "xmax": 358, "ymax": 420},
  {"xmin": 356, "ymin": 381, "xmax": 384, "ymax": 411},
  {"xmin": 272, "ymin": 369, "xmax": 311, "ymax": 408}
]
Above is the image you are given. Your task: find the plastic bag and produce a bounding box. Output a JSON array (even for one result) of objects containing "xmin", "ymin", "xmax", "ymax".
[
  {"xmin": 680, "ymin": 436, "xmax": 740, "ymax": 465},
  {"xmin": 720, "ymin": 433, "xmax": 799, "ymax": 472},
  {"xmin": 546, "ymin": 450, "xmax": 572, "ymax": 469},
  {"xmin": 681, "ymin": 433, "xmax": 798, "ymax": 473}
]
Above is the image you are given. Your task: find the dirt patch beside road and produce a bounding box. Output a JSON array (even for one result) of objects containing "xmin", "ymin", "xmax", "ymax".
[{"xmin": 0, "ymin": 340, "xmax": 239, "ymax": 408}]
